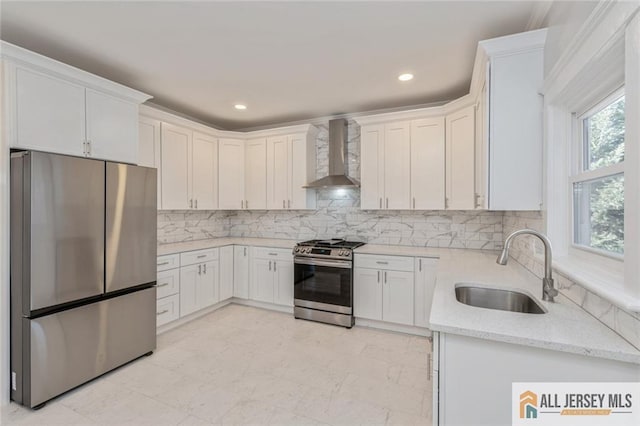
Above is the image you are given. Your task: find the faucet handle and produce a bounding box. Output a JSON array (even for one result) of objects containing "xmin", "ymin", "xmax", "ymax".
[{"xmin": 543, "ymin": 278, "xmax": 558, "ymax": 301}]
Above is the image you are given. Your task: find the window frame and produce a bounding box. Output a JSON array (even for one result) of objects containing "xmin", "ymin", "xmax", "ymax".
[{"xmin": 569, "ymin": 86, "xmax": 625, "ymax": 261}]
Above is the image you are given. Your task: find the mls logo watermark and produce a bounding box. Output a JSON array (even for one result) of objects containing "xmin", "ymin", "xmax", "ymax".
[{"xmin": 512, "ymin": 383, "xmax": 640, "ymax": 425}]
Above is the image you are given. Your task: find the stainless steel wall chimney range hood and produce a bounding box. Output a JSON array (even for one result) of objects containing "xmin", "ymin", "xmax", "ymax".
[{"xmin": 304, "ymin": 118, "xmax": 360, "ymax": 188}]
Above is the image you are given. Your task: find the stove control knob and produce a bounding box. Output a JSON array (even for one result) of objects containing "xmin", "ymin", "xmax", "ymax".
[
  {"xmin": 305, "ymin": 247, "xmax": 312, "ymax": 253},
  {"xmin": 294, "ymin": 247, "xmax": 299, "ymax": 252}
]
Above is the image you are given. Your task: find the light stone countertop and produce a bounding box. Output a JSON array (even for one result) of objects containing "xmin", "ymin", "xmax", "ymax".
[
  {"xmin": 158, "ymin": 238, "xmax": 640, "ymax": 364},
  {"xmin": 157, "ymin": 237, "xmax": 298, "ymax": 256}
]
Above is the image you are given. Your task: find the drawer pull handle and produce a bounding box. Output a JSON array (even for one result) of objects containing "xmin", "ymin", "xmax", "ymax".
[
  {"xmin": 157, "ymin": 309, "xmax": 169, "ymax": 316},
  {"xmin": 157, "ymin": 261, "xmax": 170, "ymax": 266},
  {"xmin": 376, "ymin": 261, "xmax": 389, "ymax": 265},
  {"xmin": 157, "ymin": 283, "xmax": 169, "ymax": 288},
  {"xmin": 197, "ymin": 255, "xmax": 207, "ymax": 258},
  {"xmin": 268, "ymin": 253, "xmax": 278, "ymax": 256}
]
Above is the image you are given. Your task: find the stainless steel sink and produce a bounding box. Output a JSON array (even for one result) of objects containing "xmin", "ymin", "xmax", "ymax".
[{"xmin": 455, "ymin": 284, "xmax": 546, "ymax": 314}]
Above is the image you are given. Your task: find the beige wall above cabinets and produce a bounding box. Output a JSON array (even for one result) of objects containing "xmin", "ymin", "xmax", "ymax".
[
  {"xmin": 2, "ymin": 41, "xmax": 151, "ymax": 164},
  {"xmin": 356, "ymin": 28, "xmax": 546, "ymax": 212},
  {"xmin": 140, "ymin": 105, "xmax": 318, "ymax": 211}
]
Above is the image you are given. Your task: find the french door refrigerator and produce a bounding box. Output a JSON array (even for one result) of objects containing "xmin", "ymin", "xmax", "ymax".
[{"xmin": 10, "ymin": 151, "xmax": 157, "ymax": 408}]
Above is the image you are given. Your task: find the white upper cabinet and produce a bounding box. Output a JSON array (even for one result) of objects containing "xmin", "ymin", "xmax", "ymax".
[
  {"xmin": 476, "ymin": 29, "xmax": 546, "ymax": 210},
  {"xmin": 218, "ymin": 138, "xmax": 246, "ymax": 210},
  {"xmin": 265, "ymin": 129, "xmax": 317, "ymax": 210},
  {"xmin": 360, "ymin": 124, "xmax": 384, "ymax": 210},
  {"xmin": 245, "ymin": 138, "xmax": 267, "ymax": 210},
  {"xmin": 411, "ymin": 118, "xmax": 445, "ymax": 210},
  {"xmin": 85, "ymin": 89, "xmax": 138, "ymax": 163},
  {"xmin": 360, "ymin": 121, "xmax": 412, "ymax": 210},
  {"xmin": 191, "ymin": 132, "xmax": 218, "ymax": 210},
  {"xmin": 445, "ymin": 105, "xmax": 476, "ymax": 210},
  {"xmin": 383, "ymin": 121, "xmax": 411, "ymax": 210},
  {"xmin": 160, "ymin": 123, "xmax": 192, "ymax": 210},
  {"xmin": 158, "ymin": 124, "xmax": 218, "ymax": 211},
  {"xmin": 267, "ymin": 134, "xmax": 290, "ymax": 210},
  {"xmin": 359, "ymin": 117, "xmax": 443, "ymax": 210},
  {"xmin": 14, "ymin": 67, "xmax": 86, "ymax": 157},
  {"xmin": 3, "ymin": 41, "xmax": 150, "ymax": 162}
]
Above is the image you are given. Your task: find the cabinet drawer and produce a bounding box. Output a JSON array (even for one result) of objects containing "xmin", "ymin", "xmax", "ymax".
[
  {"xmin": 156, "ymin": 294, "xmax": 179, "ymax": 327},
  {"xmin": 354, "ymin": 254, "xmax": 414, "ymax": 272},
  {"xmin": 180, "ymin": 248, "xmax": 218, "ymax": 267},
  {"xmin": 252, "ymin": 247, "xmax": 293, "ymax": 260},
  {"xmin": 157, "ymin": 254, "xmax": 179, "ymax": 271},
  {"xmin": 156, "ymin": 268, "xmax": 180, "ymax": 299}
]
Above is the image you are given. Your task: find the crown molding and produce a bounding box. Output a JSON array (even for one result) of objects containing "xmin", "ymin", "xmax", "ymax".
[
  {"xmin": 0, "ymin": 40, "xmax": 151, "ymax": 104},
  {"xmin": 543, "ymin": 0, "xmax": 639, "ymax": 101}
]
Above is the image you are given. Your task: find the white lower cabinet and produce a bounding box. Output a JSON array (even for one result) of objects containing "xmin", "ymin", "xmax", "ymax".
[
  {"xmin": 435, "ymin": 332, "xmax": 640, "ymax": 426},
  {"xmin": 249, "ymin": 247, "xmax": 293, "ymax": 306},
  {"xmin": 354, "ymin": 268, "xmax": 382, "ymax": 320},
  {"xmin": 233, "ymin": 245, "xmax": 250, "ymax": 299},
  {"xmin": 156, "ymin": 294, "xmax": 180, "ymax": 327},
  {"xmin": 219, "ymin": 246, "xmax": 234, "ymax": 301},
  {"xmin": 414, "ymin": 257, "xmax": 438, "ymax": 328},
  {"xmin": 382, "ymin": 270, "xmax": 414, "ymax": 325},
  {"xmin": 354, "ymin": 254, "xmax": 416, "ymax": 326},
  {"xmin": 179, "ymin": 248, "xmax": 220, "ymax": 317}
]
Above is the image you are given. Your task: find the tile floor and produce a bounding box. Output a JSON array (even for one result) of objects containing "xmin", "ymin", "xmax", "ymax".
[{"xmin": 3, "ymin": 304, "xmax": 432, "ymax": 425}]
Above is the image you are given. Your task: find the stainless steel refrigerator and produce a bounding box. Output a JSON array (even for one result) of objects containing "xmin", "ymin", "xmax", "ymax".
[{"xmin": 10, "ymin": 151, "xmax": 157, "ymax": 408}]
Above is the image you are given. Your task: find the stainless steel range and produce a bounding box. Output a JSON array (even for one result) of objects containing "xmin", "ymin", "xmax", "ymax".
[{"xmin": 293, "ymin": 239, "xmax": 365, "ymax": 328}]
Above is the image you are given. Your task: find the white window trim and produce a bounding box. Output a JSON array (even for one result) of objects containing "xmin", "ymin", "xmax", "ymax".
[
  {"xmin": 569, "ymin": 88, "xmax": 625, "ymax": 263},
  {"xmin": 543, "ymin": 3, "xmax": 640, "ymax": 310}
]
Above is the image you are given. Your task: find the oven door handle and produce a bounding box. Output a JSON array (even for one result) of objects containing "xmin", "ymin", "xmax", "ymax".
[{"xmin": 294, "ymin": 257, "xmax": 352, "ymax": 269}]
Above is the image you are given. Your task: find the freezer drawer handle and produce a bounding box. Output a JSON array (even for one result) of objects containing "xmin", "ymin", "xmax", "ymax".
[{"xmin": 157, "ymin": 309, "xmax": 169, "ymax": 316}]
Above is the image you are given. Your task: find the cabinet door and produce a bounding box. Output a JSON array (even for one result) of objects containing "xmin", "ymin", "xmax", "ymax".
[
  {"xmin": 445, "ymin": 106, "xmax": 475, "ymax": 210},
  {"xmin": 198, "ymin": 261, "xmax": 218, "ymax": 309},
  {"xmin": 161, "ymin": 123, "xmax": 192, "ymax": 210},
  {"xmin": 489, "ymin": 50, "xmax": 543, "ymax": 210},
  {"xmin": 219, "ymin": 246, "xmax": 234, "ymax": 301},
  {"xmin": 86, "ymin": 89, "xmax": 138, "ymax": 163},
  {"xmin": 411, "ymin": 118, "xmax": 445, "ymax": 210},
  {"xmin": 266, "ymin": 135, "xmax": 290, "ymax": 210},
  {"xmin": 289, "ymin": 133, "xmax": 315, "ymax": 209},
  {"xmin": 138, "ymin": 116, "xmax": 162, "ymax": 208},
  {"xmin": 382, "ymin": 270, "xmax": 414, "ymax": 325},
  {"xmin": 233, "ymin": 246, "xmax": 249, "ymax": 299},
  {"xmin": 383, "ymin": 121, "xmax": 411, "ymax": 209},
  {"xmin": 218, "ymin": 138, "xmax": 245, "ymax": 210},
  {"xmin": 179, "ymin": 264, "xmax": 199, "ymax": 316},
  {"xmin": 360, "ymin": 125, "xmax": 384, "ymax": 210},
  {"xmin": 353, "ymin": 268, "xmax": 382, "ymax": 320},
  {"xmin": 274, "ymin": 259, "xmax": 294, "ymax": 307},
  {"xmin": 14, "ymin": 67, "xmax": 85, "ymax": 156},
  {"xmin": 414, "ymin": 258, "xmax": 438, "ymax": 328},
  {"xmin": 245, "ymin": 138, "xmax": 267, "ymax": 210},
  {"xmin": 192, "ymin": 132, "xmax": 218, "ymax": 210},
  {"xmin": 249, "ymin": 258, "xmax": 274, "ymax": 303}
]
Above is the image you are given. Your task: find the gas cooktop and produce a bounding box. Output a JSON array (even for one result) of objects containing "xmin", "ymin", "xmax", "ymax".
[{"xmin": 297, "ymin": 239, "xmax": 365, "ymax": 249}]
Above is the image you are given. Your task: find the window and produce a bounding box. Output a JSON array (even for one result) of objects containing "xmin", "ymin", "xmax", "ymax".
[{"xmin": 572, "ymin": 90, "xmax": 625, "ymax": 257}]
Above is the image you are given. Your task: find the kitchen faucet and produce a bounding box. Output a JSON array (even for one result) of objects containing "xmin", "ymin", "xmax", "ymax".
[{"xmin": 496, "ymin": 229, "xmax": 559, "ymax": 302}]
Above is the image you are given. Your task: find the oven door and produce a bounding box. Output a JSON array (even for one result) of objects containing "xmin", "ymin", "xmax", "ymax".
[{"xmin": 294, "ymin": 257, "xmax": 353, "ymax": 314}]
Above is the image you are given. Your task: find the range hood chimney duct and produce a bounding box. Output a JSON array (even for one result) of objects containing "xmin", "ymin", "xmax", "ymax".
[{"xmin": 304, "ymin": 118, "xmax": 360, "ymax": 188}]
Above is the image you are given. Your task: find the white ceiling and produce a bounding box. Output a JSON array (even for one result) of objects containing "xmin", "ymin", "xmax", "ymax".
[{"xmin": 0, "ymin": 1, "xmax": 546, "ymax": 130}]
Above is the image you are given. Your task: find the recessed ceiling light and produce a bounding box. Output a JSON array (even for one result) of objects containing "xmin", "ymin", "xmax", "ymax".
[
  {"xmin": 234, "ymin": 104, "xmax": 247, "ymax": 110},
  {"xmin": 398, "ymin": 73, "xmax": 414, "ymax": 82}
]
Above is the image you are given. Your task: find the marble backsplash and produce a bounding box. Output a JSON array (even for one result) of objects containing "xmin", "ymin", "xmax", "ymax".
[
  {"xmin": 158, "ymin": 120, "xmax": 504, "ymax": 249},
  {"xmin": 503, "ymin": 211, "xmax": 640, "ymax": 351}
]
